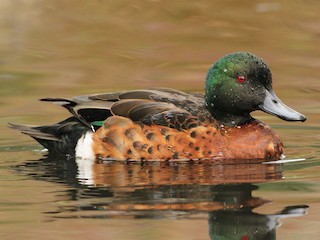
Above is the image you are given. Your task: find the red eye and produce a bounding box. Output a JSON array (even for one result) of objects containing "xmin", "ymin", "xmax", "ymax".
[{"xmin": 237, "ymin": 75, "xmax": 246, "ymax": 83}]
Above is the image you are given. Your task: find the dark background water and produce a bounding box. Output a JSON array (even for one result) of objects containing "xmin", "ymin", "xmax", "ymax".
[{"xmin": 0, "ymin": 1, "xmax": 319, "ymax": 239}]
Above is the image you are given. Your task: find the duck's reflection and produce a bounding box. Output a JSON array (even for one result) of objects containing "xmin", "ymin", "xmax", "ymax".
[
  {"xmin": 18, "ymin": 157, "xmax": 308, "ymax": 239},
  {"xmin": 76, "ymin": 158, "xmax": 283, "ymax": 186},
  {"xmin": 209, "ymin": 204, "xmax": 308, "ymax": 240}
]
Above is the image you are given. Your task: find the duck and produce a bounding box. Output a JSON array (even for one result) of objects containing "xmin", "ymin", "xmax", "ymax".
[{"xmin": 10, "ymin": 52, "xmax": 306, "ymax": 161}]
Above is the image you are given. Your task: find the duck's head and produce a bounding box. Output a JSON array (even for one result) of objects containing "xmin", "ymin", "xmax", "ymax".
[{"xmin": 205, "ymin": 52, "xmax": 306, "ymax": 126}]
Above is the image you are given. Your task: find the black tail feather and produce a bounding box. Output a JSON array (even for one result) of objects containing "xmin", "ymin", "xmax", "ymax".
[{"xmin": 9, "ymin": 117, "xmax": 90, "ymax": 155}]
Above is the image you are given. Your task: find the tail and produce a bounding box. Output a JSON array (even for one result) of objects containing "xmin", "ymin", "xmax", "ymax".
[{"xmin": 9, "ymin": 117, "xmax": 91, "ymax": 155}]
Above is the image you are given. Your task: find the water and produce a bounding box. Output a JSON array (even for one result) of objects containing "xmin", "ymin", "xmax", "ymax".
[{"xmin": 1, "ymin": 1, "xmax": 320, "ymax": 239}]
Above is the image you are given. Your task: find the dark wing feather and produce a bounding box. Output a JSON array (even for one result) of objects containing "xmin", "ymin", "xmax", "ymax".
[
  {"xmin": 40, "ymin": 97, "xmax": 114, "ymax": 128},
  {"xmin": 89, "ymin": 88, "xmax": 212, "ymax": 129},
  {"xmin": 110, "ymin": 99, "xmax": 151, "ymax": 117},
  {"xmin": 127, "ymin": 102, "xmax": 180, "ymax": 121},
  {"xmin": 88, "ymin": 91, "xmax": 123, "ymax": 101},
  {"xmin": 149, "ymin": 87, "xmax": 190, "ymax": 96},
  {"xmin": 111, "ymin": 99, "xmax": 187, "ymax": 119},
  {"xmin": 110, "ymin": 97, "xmax": 200, "ymax": 129},
  {"xmin": 40, "ymin": 88, "xmax": 213, "ymax": 131},
  {"xmin": 142, "ymin": 111, "xmax": 199, "ymax": 130},
  {"xmin": 72, "ymin": 101, "xmax": 113, "ymax": 123},
  {"xmin": 118, "ymin": 90, "xmax": 159, "ymax": 100}
]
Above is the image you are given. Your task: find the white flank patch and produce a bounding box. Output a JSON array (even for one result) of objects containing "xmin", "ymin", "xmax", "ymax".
[
  {"xmin": 75, "ymin": 132, "xmax": 95, "ymax": 186},
  {"xmin": 75, "ymin": 132, "xmax": 95, "ymax": 159}
]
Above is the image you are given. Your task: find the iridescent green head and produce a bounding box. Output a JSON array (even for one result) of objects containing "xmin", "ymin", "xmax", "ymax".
[{"xmin": 205, "ymin": 52, "xmax": 306, "ymax": 126}]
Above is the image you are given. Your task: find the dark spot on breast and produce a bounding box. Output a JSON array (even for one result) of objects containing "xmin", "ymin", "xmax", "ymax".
[
  {"xmin": 201, "ymin": 136, "xmax": 206, "ymax": 139},
  {"xmin": 206, "ymin": 130, "xmax": 211, "ymax": 134},
  {"xmin": 189, "ymin": 142, "xmax": 194, "ymax": 148},
  {"xmin": 157, "ymin": 144, "xmax": 162, "ymax": 151},
  {"xmin": 141, "ymin": 144, "xmax": 148, "ymax": 150},
  {"xmin": 127, "ymin": 149, "xmax": 132, "ymax": 155},
  {"xmin": 165, "ymin": 135, "xmax": 171, "ymax": 142},
  {"xmin": 160, "ymin": 128, "xmax": 167, "ymax": 135},
  {"xmin": 146, "ymin": 132, "xmax": 155, "ymax": 140},
  {"xmin": 188, "ymin": 153, "xmax": 193, "ymax": 157},
  {"xmin": 148, "ymin": 147, "xmax": 154, "ymax": 154},
  {"xmin": 195, "ymin": 146, "xmax": 200, "ymax": 151},
  {"xmin": 190, "ymin": 131, "xmax": 197, "ymax": 138},
  {"xmin": 133, "ymin": 141, "xmax": 141, "ymax": 149},
  {"xmin": 124, "ymin": 128, "xmax": 134, "ymax": 138},
  {"xmin": 208, "ymin": 150, "xmax": 212, "ymax": 155}
]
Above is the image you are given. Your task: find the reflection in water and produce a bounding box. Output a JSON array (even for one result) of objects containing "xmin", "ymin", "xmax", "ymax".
[
  {"xmin": 17, "ymin": 158, "xmax": 307, "ymax": 239},
  {"xmin": 76, "ymin": 157, "xmax": 284, "ymax": 187},
  {"xmin": 209, "ymin": 205, "xmax": 308, "ymax": 240},
  {"xmin": 16, "ymin": 157, "xmax": 308, "ymax": 239}
]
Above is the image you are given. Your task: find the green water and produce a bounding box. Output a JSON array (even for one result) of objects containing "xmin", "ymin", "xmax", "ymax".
[{"xmin": 1, "ymin": 1, "xmax": 319, "ymax": 239}]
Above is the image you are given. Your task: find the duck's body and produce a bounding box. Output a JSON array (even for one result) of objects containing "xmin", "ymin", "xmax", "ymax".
[
  {"xmin": 91, "ymin": 117, "xmax": 283, "ymax": 160},
  {"xmin": 10, "ymin": 52, "xmax": 306, "ymax": 161}
]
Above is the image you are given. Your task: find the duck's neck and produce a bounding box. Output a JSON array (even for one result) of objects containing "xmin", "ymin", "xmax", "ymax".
[{"xmin": 211, "ymin": 110, "xmax": 253, "ymax": 127}]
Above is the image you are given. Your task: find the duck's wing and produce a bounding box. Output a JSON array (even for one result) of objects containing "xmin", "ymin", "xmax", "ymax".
[
  {"xmin": 40, "ymin": 97, "xmax": 114, "ymax": 129},
  {"xmin": 111, "ymin": 89, "xmax": 214, "ymax": 129},
  {"xmin": 41, "ymin": 88, "xmax": 213, "ymax": 130}
]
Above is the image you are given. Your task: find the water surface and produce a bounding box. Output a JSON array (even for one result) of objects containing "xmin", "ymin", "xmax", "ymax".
[{"xmin": 1, "ymin": 1, "xmax": 320, "ymax": 239}]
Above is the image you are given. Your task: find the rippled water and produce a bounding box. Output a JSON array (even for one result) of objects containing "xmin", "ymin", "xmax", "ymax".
[{"xmin": 1, "ymin": 1, "xmax": 320, "ymax": 239}]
